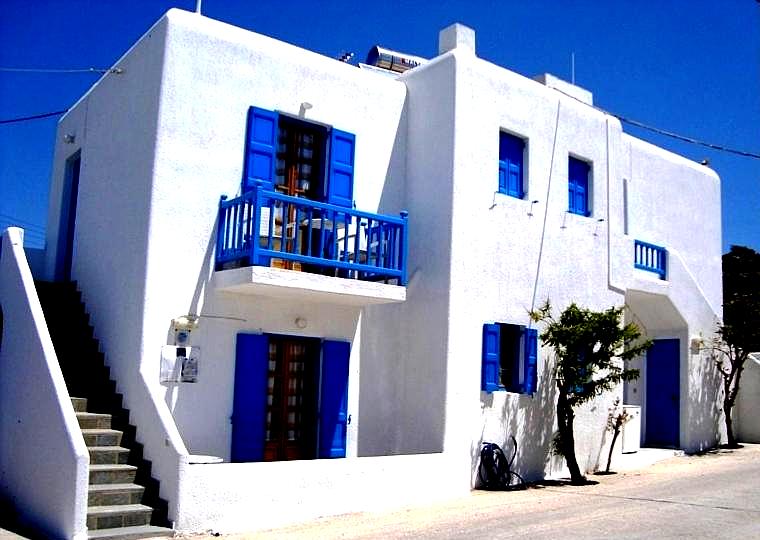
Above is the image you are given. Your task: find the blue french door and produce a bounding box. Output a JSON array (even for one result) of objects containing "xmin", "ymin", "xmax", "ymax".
[
  {"xmin": 645, "ymin": 339, "xmax": 680, "ymax": 448},
  {"xmin": 231, "ymin": 333, "xmax": 350, "ymax": 462}
]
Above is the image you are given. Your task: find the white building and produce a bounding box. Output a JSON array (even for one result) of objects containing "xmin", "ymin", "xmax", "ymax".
[{"xmin": 0, "ymin": 9, "xmax": 723, "ymax": 539}]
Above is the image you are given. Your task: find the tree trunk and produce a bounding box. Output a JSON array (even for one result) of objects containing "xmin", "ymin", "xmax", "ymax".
[
  {"xmin": 725, "ymin": 404, "xmax": 736, "ymax": 447},
  {"xmin": 606, "ymin": 428, "xmax": 620, "ymax": 473},
  {"xmin": 557, "ymin": 390, "xmax": 585, "ymax": 484},
  {"xmin": 724, "ymin": 362, "xmax": 744, "ymax": 448}
]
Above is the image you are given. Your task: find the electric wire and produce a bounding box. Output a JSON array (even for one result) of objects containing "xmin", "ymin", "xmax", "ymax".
[
  {"xmin": 0, "ymin": 110, "xmax": 68, "ymax": 124},
  {"xmin": 615, "ymin": 115, "xmax": 760, "ymax": 159},
  {"xmin": 0, "ymin": 67, "xmax": 121, "ymax": 74},
  {"xmin": 551, "ymin": 86, "xmax": 760, "ymax": 160},
  {"xmin": 0, "ymin": 69, "xmax": 757, "ymax": 160}
]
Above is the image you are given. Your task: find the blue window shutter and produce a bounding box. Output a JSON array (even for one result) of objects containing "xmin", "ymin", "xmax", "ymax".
[
  {"xmin": 327, "ymin": 129, "xmax": 355, "ymax": 208},
  {"xmin": 499, "ymin": 133, "xmax": 524, "ymax": 198},
  {"xmin": 231, "ymin": 333, "xmax": 269, "ymax": 462},
  {"xmin": 523, "ymin": 328, "xmax": 538, "ymax": 394},
  {"xmin": 498, "ymin": 161, "xmax": 508, "ymax": 194},
  {"xmin": 243, "ymin": 106, "xmax": 278, "ymax": 193},
  {"xmin": 568, "ymin": 157, "xmax": 590, "ymax": 216},
  {"xmin": 319, "ymin": 340, "xmax": 350, "ymax": 458},
  {"xmin": 482, "ymin": 324, "xmax": 501, "ymax": 393}
]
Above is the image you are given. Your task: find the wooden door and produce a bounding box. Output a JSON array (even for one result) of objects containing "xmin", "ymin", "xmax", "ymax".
[{"xmin": 263, "ymin": 336, "xmax": 319, "ymax": 461}]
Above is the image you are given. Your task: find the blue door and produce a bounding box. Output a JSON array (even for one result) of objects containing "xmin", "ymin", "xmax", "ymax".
[
  {"xmin": 231, "ymin": 334, "xmax": 269, "ymax": 462},
  {"xmin": 645, "ymin": 339, "xmax": 680, "ymax": 448},
  {"xmin": 231, "ymin": 334, "xmax": 349, "ymax": 462},
  {"xmin": 56, "ymin": 152, "xmax": 81, "ymax": 281}
]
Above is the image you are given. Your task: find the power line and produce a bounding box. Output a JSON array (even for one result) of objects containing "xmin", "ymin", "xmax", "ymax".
[
  {"xmin": 0, "ymin": 110, "xmax": 68, "ymax": 125},
  {"xmin": 615, "ymin": 115, "xmax": 760, "ymax": 159},
  {"xmin": 551, "ymin": 86, "xmax": 760, "ymax": 160},
  {"xmin": 0, "ymin": 67, "xmax": 122, "ymax": 74},
  {"xmin": 2, "ymin": 83, "xmax": 758, "ymax": 160}
]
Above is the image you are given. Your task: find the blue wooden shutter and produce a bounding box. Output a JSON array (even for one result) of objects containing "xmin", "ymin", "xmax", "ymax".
[
  {"xmin": 318, "ymin": 340, "xmax": 350, "ymax": 458},
  {"xmin": 499, "ymin": 133, "xmax": 524, "ymax": 198},
  {"xmin": 482, "ymin": 324, "xmax": 501, "ymax": 393},
  {"xmin": 523, "ymin": 328, "xmax": 538, "ymax": 394},
  {"xmin": 243, "ymin": 106, "xmax": 278, "ymax": 193},
  {"xmin": 498, "ymin": 161, "xmax": 508, "ymax": 194},
  {"xmin": 569, "ymin": 158, "xmax": 590, "ymax": 216},
  {"xmin": 327, "ymin": 129, "xmax": 355, "ymax": 208},
  {"xmin": 231, "ymin": 333, "xmax": 269, "ymax": 462}
]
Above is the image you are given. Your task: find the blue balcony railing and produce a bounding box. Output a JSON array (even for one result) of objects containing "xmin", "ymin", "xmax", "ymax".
[
  {"xmin": 634, "ymin": 240, "xmax": 667, "ymax": 280},
  {"xmin": 216, "ymin": 182, "xmax": 409, "ymax": 285}
]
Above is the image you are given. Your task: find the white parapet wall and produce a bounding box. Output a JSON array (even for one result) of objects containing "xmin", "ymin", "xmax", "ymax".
[
  {"xmin": 0, "ymin": 228, "xmax": 89, "ymax": 540},
  {"xmin": 175, "ymin": 452, "xmax": 464, "ymax": 533}
]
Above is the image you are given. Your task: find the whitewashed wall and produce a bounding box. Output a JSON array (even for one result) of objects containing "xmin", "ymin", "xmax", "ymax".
[
  {"xmin": 622, "ymin": 135, "xmax": 723, "ymax": 451},
  {"xmin": 408, "ymin": 40, "xmax": 625, "ymax": 478},
  {"xmin": 737, "ymin": 353, "xmax": 760, "ymax": 443},
  {"xmin": 142, "ymin": 9, "xmax": 408, "ymax": 464},
  {"xmin": 44, "ymin": 15, "xmax": 187, "ymax": 518},
  {"xmin": 0, "ymin": 228, "xmax": 89, "ymax": 540},
  {"xmin": 43, "ymin": 8, "xmax": 414, "ymax": 527}
]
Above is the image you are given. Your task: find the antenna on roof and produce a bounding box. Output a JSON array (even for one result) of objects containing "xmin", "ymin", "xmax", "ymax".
[
  {"xmin": 571, "ymin": 52, "xmax": 575, "ymax": 84},
  {"xmin": 195, "ymin": 0, "xmax": 202, "ymax": 14}
]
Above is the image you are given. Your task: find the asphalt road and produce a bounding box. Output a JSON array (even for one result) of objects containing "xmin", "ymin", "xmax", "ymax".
[{"xmin": 223, "ymin": 444, "xmax": 760, "ymax": 540}]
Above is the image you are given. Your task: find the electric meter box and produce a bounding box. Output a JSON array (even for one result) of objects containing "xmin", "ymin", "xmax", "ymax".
[{"xmin": 161, "ymin": 345, "xmax": 200, "ymax": 383}]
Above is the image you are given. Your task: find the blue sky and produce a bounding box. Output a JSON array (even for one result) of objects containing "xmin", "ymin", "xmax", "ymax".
[{"xmin": 1, "ymin": 0, "xmax": 758, "ymax": 251}]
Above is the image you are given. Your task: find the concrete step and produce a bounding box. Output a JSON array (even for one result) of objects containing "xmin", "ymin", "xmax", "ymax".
[
  {"xmin": 88, "ymin": 483, "xmax": 144, "ymax": 506},
  {"xmin": 78, "ymin": 412, "xmax": 113, "ymax": 430},
  {"xmin": 72, "ymin": 397, "xmax": 88, "ymax": 412},
  {"xmin": 89, "ymin": 446, "xmax": 130, "ymax": 465},
  {"xmin": 86, "ymin": 504, "xmax": 152, "ymax": 530},
  {"xmin": 89, "ymin": 464, "xmax": 137, "ymax": 485},
  {"xmin": 83, "ymin": 429, "xmax": 123, "ymax": 447},
  {"xmin": 87, "ymin": 525, "xmax": 174, "ymax": 540}
]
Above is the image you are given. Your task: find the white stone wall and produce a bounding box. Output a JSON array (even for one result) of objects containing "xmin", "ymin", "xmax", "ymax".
[
  {"xmin": 0, "ymin": 228, "xmax": 89, "ymax": 540},
  {"xmin": 43, "ymin": 8, "xmax": 413, "ymax": 527},
  {"xmin": 404, "ymin": 45, "xmax": 626, "ymax": 478},
  {"xmin": 737, "ymin": 353, "xmax": 760, "ymax": 443}
]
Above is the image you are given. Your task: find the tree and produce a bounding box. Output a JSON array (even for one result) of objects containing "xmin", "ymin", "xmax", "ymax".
[
  {"xmin": 604, "ymin": 398, "xmax": 632, "ymax": 473},
  {"xmin": 531, "ymin": 302, "xmax": 651, "ymax": 485},
  {"xmin": 713, "ymin": 245, "xmax": 760, "ymax": 447}
]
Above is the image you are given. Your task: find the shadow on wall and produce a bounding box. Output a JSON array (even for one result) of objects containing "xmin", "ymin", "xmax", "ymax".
[
  {"xmin": 358, "ymin": 98, "xmax": 448, "ymax": 456},
  {"xmin": 471, "ymin": 358, "xmax": 559, "ymax": 485},
  {"xmin": 687, "ymin": 344, "xmax": 722, "ymax": 451},
  {"xmin": 162, "ymin": 226, "xmax": 217, "ymax": 414}
]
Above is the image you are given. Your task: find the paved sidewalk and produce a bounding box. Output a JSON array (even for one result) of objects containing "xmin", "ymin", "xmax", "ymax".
[{"xmin": 176, "ymin": 444, "xmax": 760, "ymax": 540}]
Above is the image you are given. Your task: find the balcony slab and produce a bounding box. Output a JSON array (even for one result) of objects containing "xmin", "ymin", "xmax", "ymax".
[{"xmin": 213, "ymin": 266, "xmax": 406, "ymax": 306}]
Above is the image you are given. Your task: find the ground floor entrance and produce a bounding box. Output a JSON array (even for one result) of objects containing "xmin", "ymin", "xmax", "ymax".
[
  {"xmin": 231, "ymin": 333, "xmax": 350, "ymax": 462},
  {"xmin": 645, "ymin": 338, "xmax": 680, "ymax": 448}
]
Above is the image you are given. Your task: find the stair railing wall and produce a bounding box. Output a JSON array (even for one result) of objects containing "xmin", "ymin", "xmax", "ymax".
[{"xmin": 0, "ymin": 227, "xmax": 89, "ymax": 540}]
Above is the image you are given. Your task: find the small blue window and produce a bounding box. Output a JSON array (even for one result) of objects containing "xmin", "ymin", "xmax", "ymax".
[
  {"xmin": 568, "ymin": 156, "xmax": 591, "ymax": 216},
  {"xmin": 481, "ymin": 323, "xmax": 538, "ymax": 395},
  {"xmin": 498, "ymin": 132, "xmax": 525, "ymax": 198}
]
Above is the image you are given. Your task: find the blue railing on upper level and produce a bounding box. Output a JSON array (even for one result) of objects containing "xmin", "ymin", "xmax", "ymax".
[
  {"xmin": 216, "ymin": 182, "xmax": 409, "ymax": 285},
  {"xmin": 634, "ymin": 240, "xmax": 667, "ymax": 280}
]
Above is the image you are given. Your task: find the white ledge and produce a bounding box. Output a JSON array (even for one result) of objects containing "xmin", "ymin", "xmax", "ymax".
[{"xmin": 213, "ymin": 266, "xmax": 406, "ymax": 306}]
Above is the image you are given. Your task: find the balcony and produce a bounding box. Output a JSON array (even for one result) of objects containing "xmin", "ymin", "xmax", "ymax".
[
  {"xmin": 634, "ymin": 240, "xmax": 667, "ymax": 280},
  {"xmin": 214, "ymin": 184, "xmax": 408, "ymax": 305}
]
